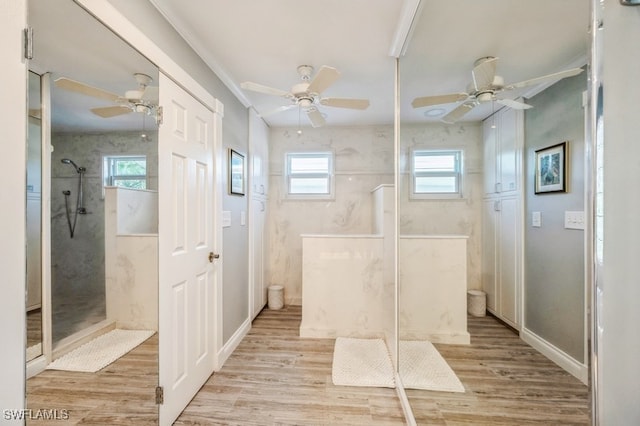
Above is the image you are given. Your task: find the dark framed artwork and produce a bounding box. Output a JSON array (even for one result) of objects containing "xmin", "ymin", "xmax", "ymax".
[
  {"xmin": 534, "ymin": 141, "xmax": 567, "ymax": 194},
  {"xmin": 229, "ymin": 149, "xmax": 245, "ymax": 195}
]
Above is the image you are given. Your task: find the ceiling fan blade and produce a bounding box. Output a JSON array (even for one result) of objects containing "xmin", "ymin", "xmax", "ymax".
[
  {"xmin": 504, "ymin": 68, "xmax": 584, "ymax": 90},
  {"xmin": 54, "ymin": 77, "xmax": 120, "ymax": 102},
  {"xmin": 472, "ymin": 57, "xmax": 498, "ymax": 90},
  {"xmin": 496, "ymin": 98, "xmax": 533, "ymax": 110},
  {"xmin": 91, "ymin": 105, "xmax": 132, "ymax": 118},
  {"xmin": 240, "ymin": 81, "xmax": 290, "ymax": 97},
  {"xmin": 320, "ymin": 97, "xmax": 369, "ymax": 110},
  {"xmin": 307, "ymin": 66, "xmax": 340, "ymax": 95},
  {"xmin": 441, "ymin": 102, "xmax": 475, "ymax": 124},
  {"xmin": 411, "ymin": 93, "xmax": 469, "ymax": 108},
  {"xmin": 306, "ymin": 108, "xmax": 326, "ymax": 128},
  {"xmin": 260, "ymin": 104, "xmax": 297, "ymax": 117}
]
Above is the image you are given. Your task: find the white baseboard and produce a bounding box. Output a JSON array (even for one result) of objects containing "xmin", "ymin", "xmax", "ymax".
[
  {"xmin": 521, "ymin": 327, "xmax": 588, "ymax": 385},
  {"xmin": 216, "ymin": 318, "xmax": 250, "ymax": 371},
  {"xmin": 26, "ymin": 355, "xmax": 47, "ymax": 379}
]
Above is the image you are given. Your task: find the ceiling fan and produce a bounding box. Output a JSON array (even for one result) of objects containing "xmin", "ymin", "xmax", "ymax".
[
  {"xmin": 54, "ymin": 73, "xmax": 159, "ymax": 118},
  {"xmin": 241, "ymin": 65, "xmax": 370, "ymax": 128},
  {"xmin": 412, "ymin": 56, "xmax": 583, "ymax": 123}
]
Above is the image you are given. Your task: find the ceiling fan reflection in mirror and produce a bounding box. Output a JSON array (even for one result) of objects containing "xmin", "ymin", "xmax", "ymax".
[
  {"xmin": 54, "ymin": 73, "xmax": 159, "ymax": 119},
  {"xmin": 241, "ymin": 65, "xmax": 370, "ymax": 128},
  {"xmin": 412, "ymin": 56, "xmax": 583, "ymax": 123}
]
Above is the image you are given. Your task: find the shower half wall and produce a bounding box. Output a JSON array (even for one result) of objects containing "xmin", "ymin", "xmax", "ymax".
[{"xmin": 50, "ymin": 130, "xmax": 158, "ymax": 346}]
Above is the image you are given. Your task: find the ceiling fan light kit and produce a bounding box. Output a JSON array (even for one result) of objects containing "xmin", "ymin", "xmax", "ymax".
[
  {"xmin": 241, "ymin": 64, "xmax": 370, "ymax": 128},
  {"xmin": 412, "ymin": 56, "xmax": 583, "ymax": 123}
]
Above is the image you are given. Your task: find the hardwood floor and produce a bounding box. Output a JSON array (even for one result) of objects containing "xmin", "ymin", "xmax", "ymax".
[
  {"xmin": 408, "ymin": 315, "xmax": 591, "ymax": 425},
  {"xmin": 26, "ymin": 334, "xmax": 158, "ymax": 425},
  {"xmin": 175, "ymin": 305, "xmax": 406, "ymax": 425},
  {"xmin": 26, "ymin": 306, "xmax": 590, "ymax": 425}
]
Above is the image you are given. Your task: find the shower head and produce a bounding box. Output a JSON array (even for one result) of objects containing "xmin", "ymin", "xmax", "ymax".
[{"xmin": 61, "ymin": 158, "xmax": 84, "ymax": 173}]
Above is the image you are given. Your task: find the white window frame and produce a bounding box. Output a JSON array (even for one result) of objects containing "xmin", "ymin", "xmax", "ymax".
[
  {"xmin": 284, "ymin": 151, "xmax": 335, "ymax": 200},
  {"xmin": 410, "ymin": 149, "xmax": 464, "ymax": 199},
  {"xmin": 102, "ymin": 155, "xmax": 148, "ymax": 197}
]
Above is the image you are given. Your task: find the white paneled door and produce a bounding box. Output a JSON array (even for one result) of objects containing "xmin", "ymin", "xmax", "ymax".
[{"xmin": 158, "ymin": 73, "xmax": 217, "ymax": 425}]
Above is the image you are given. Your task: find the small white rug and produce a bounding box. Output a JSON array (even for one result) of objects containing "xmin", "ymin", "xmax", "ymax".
[
  {"xmin": 332, "ymin": 337, "xmax": 395, "ymax": 388},
  {"xmin": 47, "ymin": 329, "xmax": 154, "ymax": 373},
  {"xmin": 399, "ymin": 340, "xmax": 465, "ymax": 393}
]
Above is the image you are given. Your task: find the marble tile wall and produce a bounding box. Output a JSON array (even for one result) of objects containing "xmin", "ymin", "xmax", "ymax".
[
  {"xmin": 51, "ymin": 131, "xmax": 158, "ymax": 343},
  {"xmin": 268, "ymin": 126, "xmax": 394, "ymax": 305},
  {"xmin": 268, "ymin": 123, "xmax": 484, "ymax": 304},
  {"xmin": 399, "ymin": 122, "xmax": 483, "ymax": 289}
]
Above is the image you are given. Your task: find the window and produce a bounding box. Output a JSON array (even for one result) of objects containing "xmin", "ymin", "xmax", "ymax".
[
  {"xmin": 103, "ymin": 155, "xmax": 147, "ymax": 191},
  {"xmin": 411, "ymin": 149, "xmax": 463, "ymax": 198},
  {"xmin": 285, "ymin": 152, "xmax": 334, "ymax": 198}
]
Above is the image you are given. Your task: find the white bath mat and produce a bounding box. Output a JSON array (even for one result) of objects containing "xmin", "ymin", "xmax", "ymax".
[
  {"xmin": 332, "ymin": 337, "xmax": 395, "ymax": 388},
  {"xmin": 399, "ymin": 340, "xmax": 465, "ymax": 393},
  {"xmin": 47, "ymin": 329, "xmax": 154, "ymax": 373}
]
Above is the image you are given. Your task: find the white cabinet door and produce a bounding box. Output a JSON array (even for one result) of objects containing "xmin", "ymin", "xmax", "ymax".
[
  {"xmin": 498, "ymin": 196, "xmax": 520, "ymax": 327},
  {"xmin": 158, "ymin": 73, "xmax": 218, "ymax": 425},
  {"xmin": 483, "ymin": 108, "xmax": 522, "ymax": 195},
  {"xmin": 250, "ymin": 198, "xmax": 267, "ymax": 318},
  {"xmin": 498, "ymin": 108, "xmax": 519, "ymax": 193},
  {"xmin": 482, "ymin": 199, "xmax": 498, "ymax": 312},
  {"xmin": 483, "ymin": 117, "xmax": 498, "ymax": 195},
  {"xmin": 249, "ymin": 110, "xmax": 269, "ymax": 197}
]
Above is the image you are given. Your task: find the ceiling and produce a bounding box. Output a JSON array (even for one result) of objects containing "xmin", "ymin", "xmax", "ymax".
[
  {"xmin": 29, "ymin": 0, "xmax": 589, "ymax": 131},
  {"xmin": 29, "ymin": 0, "xmax": 158, "ymax": 132},
  {"xmin": 149, "ymin": 0, "xmax": 590, "ymax": 127}
]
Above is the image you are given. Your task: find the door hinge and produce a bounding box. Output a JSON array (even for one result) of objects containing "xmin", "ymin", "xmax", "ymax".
[
  {"xmin": 156, "ymin": 106, "xmax": 163, "ymax": 126},
  {"xmin": 24, "ymin": 27, "xmax": 33, "ymax": 60},
  {"xmin": 155, "ymin": 386, "xmax": 164, "ymax": 405}
]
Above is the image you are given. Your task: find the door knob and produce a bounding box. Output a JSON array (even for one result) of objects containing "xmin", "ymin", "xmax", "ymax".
[{"xmin": 209, "ymin": 252, "xmax": 220, "ymax": 262}]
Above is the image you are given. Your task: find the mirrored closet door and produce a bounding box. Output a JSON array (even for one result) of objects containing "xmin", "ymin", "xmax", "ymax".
[{"xmin": 27, "ymin": 0, "xmax": 160, "ymax": 422}]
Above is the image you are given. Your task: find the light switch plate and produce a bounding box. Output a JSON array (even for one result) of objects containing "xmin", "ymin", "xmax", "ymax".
[
  {"xmin": 222, "ymin": 210, "xmax": 231, "ymax": 228},
  {"xmin": 240, "ymin": 211, "xmax": 246, "ymax": 226},
  {"xmin": 532, "ymin": 211, "xmax": 541, "ymax": 228},
  {"xmin": 564, "ymin": 211, "xmax": 585, "ymax": 230}
]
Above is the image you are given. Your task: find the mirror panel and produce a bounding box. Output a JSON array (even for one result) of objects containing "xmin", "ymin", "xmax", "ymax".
[
  {"xmin": 398, "ymin": 1, "xmax": 590, "ymax": 423},
  {"xmin": 27, "ymin": 0, "xmax": 159, "ymax": 422},
  {"xmin": 26, "ymin": 70, "xmax": 43, "ymax": 363}
]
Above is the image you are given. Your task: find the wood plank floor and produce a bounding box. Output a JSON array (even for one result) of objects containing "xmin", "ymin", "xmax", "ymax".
[
  {"xmin": 26, "ymin": 306, "xmax": 590, "ymax": 425},
  {"xmin": 175, "ymin": 305, "xmax": 406, "ymax": 425},
  {"xmin": 408, "ymin": 315, "xmax": 591, "ymax": 425},
  {"xmin": 26, "ymin": 334, "xmax": 158, "ymax": 425}
]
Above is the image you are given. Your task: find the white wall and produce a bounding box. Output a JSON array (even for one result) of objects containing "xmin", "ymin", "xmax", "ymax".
[
  {"xmin": 0, "ymin": 0, "xmax": 27, "ymax": 420},
  {"xmin": 598, "ymin": 1, "xmax": 640, "ymax": 423}
]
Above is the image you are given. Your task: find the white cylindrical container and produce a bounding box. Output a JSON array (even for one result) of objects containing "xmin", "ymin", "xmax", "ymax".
[
  {"xmin": 268, "ymin": 285, "xmax": 284, "ymax": 310},
  {"xmin": 467, "ymin": 289, "xmax": 486, "ymax": 317}
]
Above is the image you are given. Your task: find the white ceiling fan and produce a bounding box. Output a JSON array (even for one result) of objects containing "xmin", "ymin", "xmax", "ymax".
[
  {"xmin": 241, "ymin": 65, "xmax": 370, "ymax": 128},
  {"xmin": 412, "ymin": 56, "xmax": 583, "ymax": 123},
  {"xmin": 54, "ymin": 73, "xmax": 159, "ymax": 118}
]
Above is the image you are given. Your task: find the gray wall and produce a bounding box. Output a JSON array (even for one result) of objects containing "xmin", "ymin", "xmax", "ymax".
[
  {"xmin": 524, "ymin": 72, "xmax": 586, "ymax": 362},
  {"xmin": 105, "ymin": 0, "xmax": 251, "ymax": 344}
]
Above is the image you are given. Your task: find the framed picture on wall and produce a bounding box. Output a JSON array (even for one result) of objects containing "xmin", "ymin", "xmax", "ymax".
[
  {"xmin": 535, "ymin": 141, "xmax": 567, "ymax": 194},
  {"xmin": 229, "ymin": 149, "xmax": 245, "ymax": 195}
]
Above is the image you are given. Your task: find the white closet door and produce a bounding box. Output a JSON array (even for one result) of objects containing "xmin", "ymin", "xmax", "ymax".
[{"xmin": 158, "ymin": 73, "xmax": 217, "ymax": 425}]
